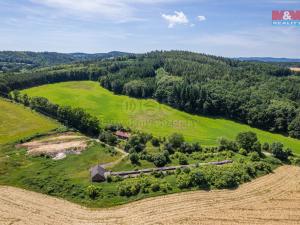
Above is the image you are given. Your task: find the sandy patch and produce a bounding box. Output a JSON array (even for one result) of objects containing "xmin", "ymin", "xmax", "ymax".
[
  {"xmin": 290, "ymin": 67, "xmax": 300, "ymax": 72},
  {"xmin": 18, "ymin": 132, "xmax": 88, "ymax": 159},
  {"xmin": 0, "ymin": 166, "xmax": 299, "ymax": 225}
]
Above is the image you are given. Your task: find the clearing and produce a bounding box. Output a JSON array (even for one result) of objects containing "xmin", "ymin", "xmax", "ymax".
[
  {"xmin": 0, "ymin": 98, "xmax": 59, "ymax": 145},
  {"xmin": 290, "ymin": 67, "xmax": 300, "ymax": 72},
  {"xmin": 0, "ymin": 165, "xmax": 299, "ymax": 225},
  {"xmin": 22, "ymin": 81, "xmax": 300, "ymax": 154},
  {"xmin": 17, "ymin": 132, "xmax": 89, "ymax": 159}
]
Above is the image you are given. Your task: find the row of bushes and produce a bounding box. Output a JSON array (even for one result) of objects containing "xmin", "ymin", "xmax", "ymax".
[
  {"xmin": 175, "ymin": 162, "xmax": 272, "ymax": 189},
  {"xmin": 11, "ymin": 91, "xmax": 100, "ymax": 136},
  {"xmin": 117, "ymin": 176, "xmax": 172, "ymax": 197}
]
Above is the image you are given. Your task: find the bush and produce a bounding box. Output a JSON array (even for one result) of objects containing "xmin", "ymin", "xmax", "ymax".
[
  {"xmin": 99, "ymin": 131, "xmax": 117, "ymax": 146},
  {"xmin": 151, "ymin": 137, "xmax": 160, "ymax": 146},
  {"xmin": 236, "ymin": 132, "xmax": 258, "ymax": 152},
  {"xmin": 160, "ymin": 182, "xmax": 172, "ymax": 192},
  {"xmin": 86, "ymin": 185, "xmax": 102, "ymax": 199},
  {"xmin": 183, "ymin": 167, "xmax": 191, "ymax": 174},
  {"xmin": 249, "ymin": 152, "xmax": 260, "ymax": 161},
  {"xmin": 218, "ymin": 137, "xmax": 238, "ymax": 152},
  {"xmin": 153, "ymin": 154, "xmax": 167, "ymax": 167},
  {"xmin": 129, "ymin": 153, "xmax": 139, "ymax": 165},
  {"xmin": 238, "ymin": 148, "xmax": 247, "ymax": 156},
  {"xmin": 176, "ymin": 173, "xmax": 191, "ymax": 189},
  {"xmin": 270, "ymin": 142, "xmax": 292, "ymax": 160},
  {"xmin": 151, "ymin": 183, "xmax": 160, "ymax": 192},
  {"xmin": 118, "ymin": 180, "xmax": 141, "ymax": 197},
  {"xmin": 190, "ymin": 171, "xmax": 206, "ymax": 187},
  {"xmin": 169, "ymin": 133, "xmax": 184, "ymax": 148},
  {"xmin": 179, "ymin": 154, "xmax": 188, "ymax": 165},
  {"xmin": 262, "ymin": 142, "xmax": 270, "ymax": 152},
  {"xmin": 151, "ymin": 171, "xmax": 164, "ymax": 178}
]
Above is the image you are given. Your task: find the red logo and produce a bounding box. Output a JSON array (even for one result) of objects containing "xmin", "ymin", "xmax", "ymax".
[{"xmin": 272, "ymin": 10, "xmax": 300, "ymax": 20}]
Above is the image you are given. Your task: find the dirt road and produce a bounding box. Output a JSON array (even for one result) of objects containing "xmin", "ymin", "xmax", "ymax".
[{"xmin": 0, "ymin": 166, "xmax": 300, "ymax": 225}]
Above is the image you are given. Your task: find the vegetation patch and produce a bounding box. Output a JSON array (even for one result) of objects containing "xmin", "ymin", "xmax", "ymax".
[
  {"xmin": 23, "ymin": 81, "xmax": 300, "ymax": 154},
  {"xmin": 0, "ymin": 98, "xmax": 59, "ymax": 145}
]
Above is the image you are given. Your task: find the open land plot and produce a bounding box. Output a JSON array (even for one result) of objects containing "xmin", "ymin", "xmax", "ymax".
[
  {"xmin": 0, "ymin": 98, "xmax": 59, "ymax": 145},
  {"xmin": 17, "ymin": 132, "xmax": 89, "ymax": 159},
  {"xmin": 22, "ymin": 81, "xmax": 300, "ymax": 154},
  {"xmin": 290, "ymin": 67, "xmax": 300, "ymax": 72},
  {"xmin": 0, "ymin": 165, "xmax": 299, "ymax": 225}
]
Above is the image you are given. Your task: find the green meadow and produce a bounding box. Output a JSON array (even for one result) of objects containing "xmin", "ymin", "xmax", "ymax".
[
  {"xmin": 0, "ymin": 98, "xmax": 59, "ymax": 145},
  {"xmin": 23, "ymin": 81, "xmax": 300, "ymax": 154}
]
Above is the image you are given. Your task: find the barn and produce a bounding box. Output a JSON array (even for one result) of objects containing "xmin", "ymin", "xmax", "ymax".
[{"xmin": 90, "ymin": 165, "xmax": 106, "ymax": 182}]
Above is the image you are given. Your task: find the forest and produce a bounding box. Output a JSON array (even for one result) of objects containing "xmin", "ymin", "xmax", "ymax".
[{"xmin": 0, "ymin": 51, "xmax": 300, "ymax": 140}]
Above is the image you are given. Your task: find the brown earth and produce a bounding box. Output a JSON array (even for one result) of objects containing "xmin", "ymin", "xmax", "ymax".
[
  {"xmin": 0, "ymin": 166, "xmax": 300, "ymax": 225},
  {"xmin": 291, "ymin": 67, "xmax": 300, "ymax": 72},
  {"xmin": 17, "ymin": 132, "xmax": 88, "ymax": 158}
]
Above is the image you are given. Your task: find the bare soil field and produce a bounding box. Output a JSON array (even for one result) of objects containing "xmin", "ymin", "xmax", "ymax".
[
  {"xmin": 291, "ymin": 67, "xmax": 300, "ymax": 72},
  {"xmin": 17, "ymin": 132, "xmax": 89, "ymax": 159},
  {"xmin": 0, "ymin": 166, "xmax": 299, "ymax": 225}
]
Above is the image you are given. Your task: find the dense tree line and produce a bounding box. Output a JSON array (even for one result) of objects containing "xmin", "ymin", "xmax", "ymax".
[
  {"xmin": 1, "ymin": 50, "xmax": 299, "ymax": 139},
  {"xmin": 11, "ymin": 92, "xmax": 100, "ymax": 136},
  {"xmin": 98, "ymin": 51, "xmax": 300, "ymax": 139}
]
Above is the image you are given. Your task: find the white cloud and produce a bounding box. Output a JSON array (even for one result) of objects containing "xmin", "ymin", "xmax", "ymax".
[
  {"xmin": 30, "ymin": 0, "xmax": 180, "ymax": 21},
  {"xmin": 197, "ymin": 15, "xmax": 206, "ymax": 21},
  {"xmin": 162, "ymin": 11, "xmax": 189, "ymax": 28}
]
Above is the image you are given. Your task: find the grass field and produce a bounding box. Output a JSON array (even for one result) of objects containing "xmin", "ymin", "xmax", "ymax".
[
  {"xmin": 23, "ymin": 81, "xmax": 300, "ymax": 154},
  {"xmin": 0, "ymin": 98, "xmax": 59, "ymax": 145}
]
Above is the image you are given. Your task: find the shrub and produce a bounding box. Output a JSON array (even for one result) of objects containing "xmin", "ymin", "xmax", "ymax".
[
  {"xmin": 160, "ymin": 182, "xmax": 172, "ymax": 192},
  {"xmin": 238, "ymin": 148, "xmax": 247, "ymax": 156},
  {"xmin": 129, "ymin": 153, "xmax": 139, "ymax": 165},
  {"xmin": 271, "ymin": 142, "xmax": 292, "ymax": 160},
  {"xmin": 249, "ymin": 152, "xmax": 260, "ymax": 161},
  {"xmin": 153, "ymin": 154, "xmax": 167, "ymax": 167},
  {"xmin": 190, "ymin": 171, "xmax": 206, "ymax": 187},
  {"xmin": 262, "ymin": 142, "xmax": 270, "ymax": 152},
  {"xmin": 175, "ymin": 168, "xmax": 182, "ymax": 175},
  {"xmin": 183, "ymin": 167, "xmax": 191, "ymax": 174},
  {"xmin": 118, "ymin": 180, "xmax": 141, "ymax": 197},
  {"xmin": 179, "ymin": 154, "xmax": 188, "ymax": 165},
  {"xmin": 236, "ymin": 132, "xmax": 258, "ymax": 152},
  {"xmin": 99, "ymin": 131, "xmax": 117, "ymax": 146},
  {"xmin": 86, "ymin": 185, "xmax": 102, "ymax": 199},
  {"xmin": 176, "ymin": 173, "xmax": 191, "ymax": 189},
  {"xmin": 151, "ymin": 183, "xmax": 160, "ymax": 192},
  {"xmin": 169, "ymin": 133, "xmax": 184, "ymax": 148},
  {"xmin": 151, "ymin": 171, "xmax": 164, "ymax": 178},
  {"xmin": 151, "ymin": 137, "xmax": 160, "ymax": 146},
  {"xmin": 218, "ymin": 137, "xmax": 238, "ymax": 152}
]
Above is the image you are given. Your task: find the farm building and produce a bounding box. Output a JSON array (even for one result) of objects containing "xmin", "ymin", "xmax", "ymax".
[
  {"xmin": 115, "ymin": 131, "xmax": 130, "ymax": 139},
  {"xmin": 90, "ymin": 165, "xmax": 106, "ymax": 182}
]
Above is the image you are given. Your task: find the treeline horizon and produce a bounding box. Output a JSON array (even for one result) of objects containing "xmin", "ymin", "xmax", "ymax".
[{"xmin": 0, "ymin": 50, "xmax": 299, "ymax": 140}]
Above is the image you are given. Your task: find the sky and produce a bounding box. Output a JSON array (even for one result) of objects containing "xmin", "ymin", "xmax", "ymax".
[{"xmin": 0, "ymin": 0, "xmax": 300, "ymax": 57}]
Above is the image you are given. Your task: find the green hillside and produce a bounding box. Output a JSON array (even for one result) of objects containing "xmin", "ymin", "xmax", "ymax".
[
  {"xmin": 23, "ymin": 81, "xmax": 300, "ymax": 154},
  {"xmin": 0, "ymin": 98, "xmax": 59, "ymax": 145}
]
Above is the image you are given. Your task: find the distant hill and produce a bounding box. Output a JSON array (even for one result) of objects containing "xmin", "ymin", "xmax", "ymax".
[
  {"xmin": 0, "ymin": 51, "xmax": 131, "ymax": 73},
  {"xmin": 237, "ymin": 57, "xmax": 300, "ymax": 63},
  {"xmin": 69, "ymin": 51, "xmax": 129, "ymax": 60}
]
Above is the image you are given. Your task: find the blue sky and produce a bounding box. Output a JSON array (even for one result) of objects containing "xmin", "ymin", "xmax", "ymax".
[{"xmin": 0, "ymin": 0, "xmax": 300, "ymax": 57}]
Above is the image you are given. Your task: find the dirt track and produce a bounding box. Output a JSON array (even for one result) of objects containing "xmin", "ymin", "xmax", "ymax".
[{"xmin": 0, "ymin": 166, "xmax": 300, "ymax": 225}]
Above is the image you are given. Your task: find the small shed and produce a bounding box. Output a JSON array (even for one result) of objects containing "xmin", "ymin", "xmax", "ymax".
[
  {"xmin": 90, "ymin": 165, "xmax": 106, "ymax": 182},
  {"xmin": 115, "ymin": 131, "xmax": 130, "ymax": 139}
]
